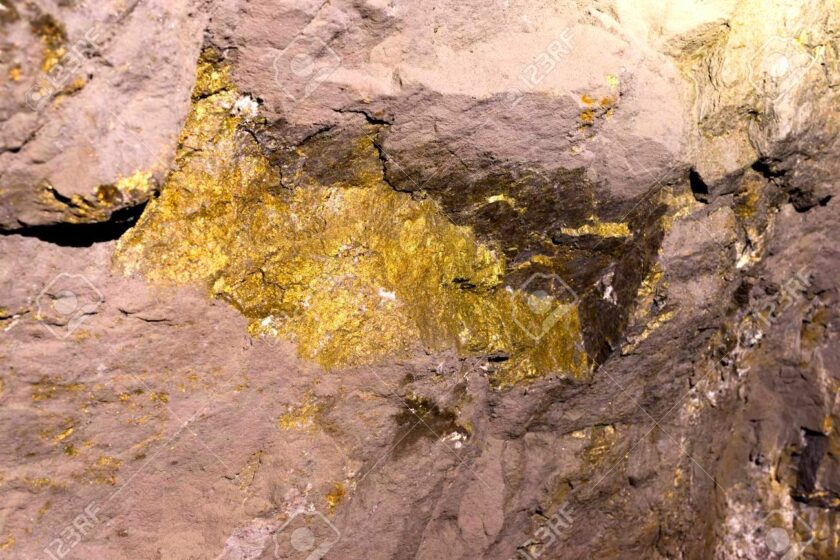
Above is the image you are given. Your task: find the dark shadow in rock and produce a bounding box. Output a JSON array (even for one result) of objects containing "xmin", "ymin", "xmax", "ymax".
[
  {"xmin": 0, "ymin": 202, "xmax": 147, "ymax": 247},
  {"xmin": 689, "ymin": 168, "xmax": 709, "ymax": 203},
  {"xmin": 392, "ymin": 396, "xmax": 467, "ymax": 458},
  {"xmin": 795, "ymin": 428, "xmax": 828, "ymax": 497}
]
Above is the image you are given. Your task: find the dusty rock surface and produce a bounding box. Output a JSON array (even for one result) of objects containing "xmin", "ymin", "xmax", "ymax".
[{"xmin": 1, "ymin": 1, "xmax": 838, "ymax": 559}]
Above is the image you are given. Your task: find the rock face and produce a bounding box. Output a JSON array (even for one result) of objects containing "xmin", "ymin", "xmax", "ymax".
[{"xmin": 0, "ymin": 1, "xmax": 838, "ymax": 559}]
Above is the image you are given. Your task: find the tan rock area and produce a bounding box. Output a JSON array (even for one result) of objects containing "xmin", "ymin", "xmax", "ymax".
[{"xmin": 1, "ymin": 0, "xmax": 838, "ymax": 558}]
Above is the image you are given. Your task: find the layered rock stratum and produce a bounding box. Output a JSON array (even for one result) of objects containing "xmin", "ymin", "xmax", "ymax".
[{"xmin": 1, "ymin": 0, "xmax": 838, "ymax": 558}]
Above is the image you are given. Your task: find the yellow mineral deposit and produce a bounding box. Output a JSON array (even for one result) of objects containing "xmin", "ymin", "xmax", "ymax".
[
  {"xmin": 559, "ymin": 217, "xmax": 630, "ymax": 238},
  {"xmin": 0, "ymin": 534, "xmax": 14, "ymax": 552},
  {"xmin": 31, "ymin": 379, "xmax": 84, "ymax": 401},
  {"xmin": 84, "ymin": 456, "xmax": 122, "ymax": 485},
  {"xmin": 325, "ymin": 482, "xmax": 346, "ymax": 513},
  {"xmin": 277, "ymin": 398, "xmax": 322, "ymax": 431},
  {"xmin": 115, "ymin": 54, "xmax": 589, "ymax": 386},
  {"xmin": 53, "ymin": 425, "xmax": 74, "ymax": 443},
  {"xmin": 30, "ymin": 14, "xmax": 66, "ymax": 73}
]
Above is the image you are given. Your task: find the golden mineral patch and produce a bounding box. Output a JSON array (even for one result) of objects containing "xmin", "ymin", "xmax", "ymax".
[
  {"xmin": 325, "ymin": 482, "xmax": 346, "ymax": 513},
  {"xmin": 0, "ymin": 534, "xmax": 14, "ymax": 551},
  {"xmin": 277, "ymin": 398, "xmax": 322, "ymax": 431},
  {"xmin": 30, "ymin": 14, "xmax": 67, "ymax": 73},
  {"xmin": 115, "ymin": 54, "xmax": 589, "ymax": 385},
  {"xmin": 31, "ymin": 379, "xmax": 84, "ymax": 401},
  {"xmin": 84, "ymin": 456, "xmax": 122, "ymax": 485},
  {"xmin": 583, "ymin": 425, "xmax": 616, "ymax": 465},
  {"xmin": 559, "ymin": 217, "xmax": 630, "ymax": 238}
]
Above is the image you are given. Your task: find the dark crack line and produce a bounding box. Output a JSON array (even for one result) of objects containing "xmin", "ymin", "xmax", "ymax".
[{"xmin": 334, "ymin": 107, "xmax": 394, "ymax": 126}]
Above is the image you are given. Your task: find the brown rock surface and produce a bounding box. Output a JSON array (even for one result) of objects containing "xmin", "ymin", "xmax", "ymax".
[{"xmin": 1, "ymin": 1, "xmax": 838, "ymax": 559}]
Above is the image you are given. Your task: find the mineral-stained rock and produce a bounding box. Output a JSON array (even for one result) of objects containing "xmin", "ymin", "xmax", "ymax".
[
  {"xmin": 0, "ymin": 0, "xmax": 206, "ymax": 229},
  {"xmin": 0, "ymin": 0, "xmax": 838, "ymax": 559}
]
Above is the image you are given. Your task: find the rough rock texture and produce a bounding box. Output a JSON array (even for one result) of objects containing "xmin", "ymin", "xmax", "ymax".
[
  {"xmin": 0, "ymin": 0, "xmax": 206, "ymax": 228},
  {"xmin": 1, "ymin": 1, "xmax": 838, "ymax": 559}
]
